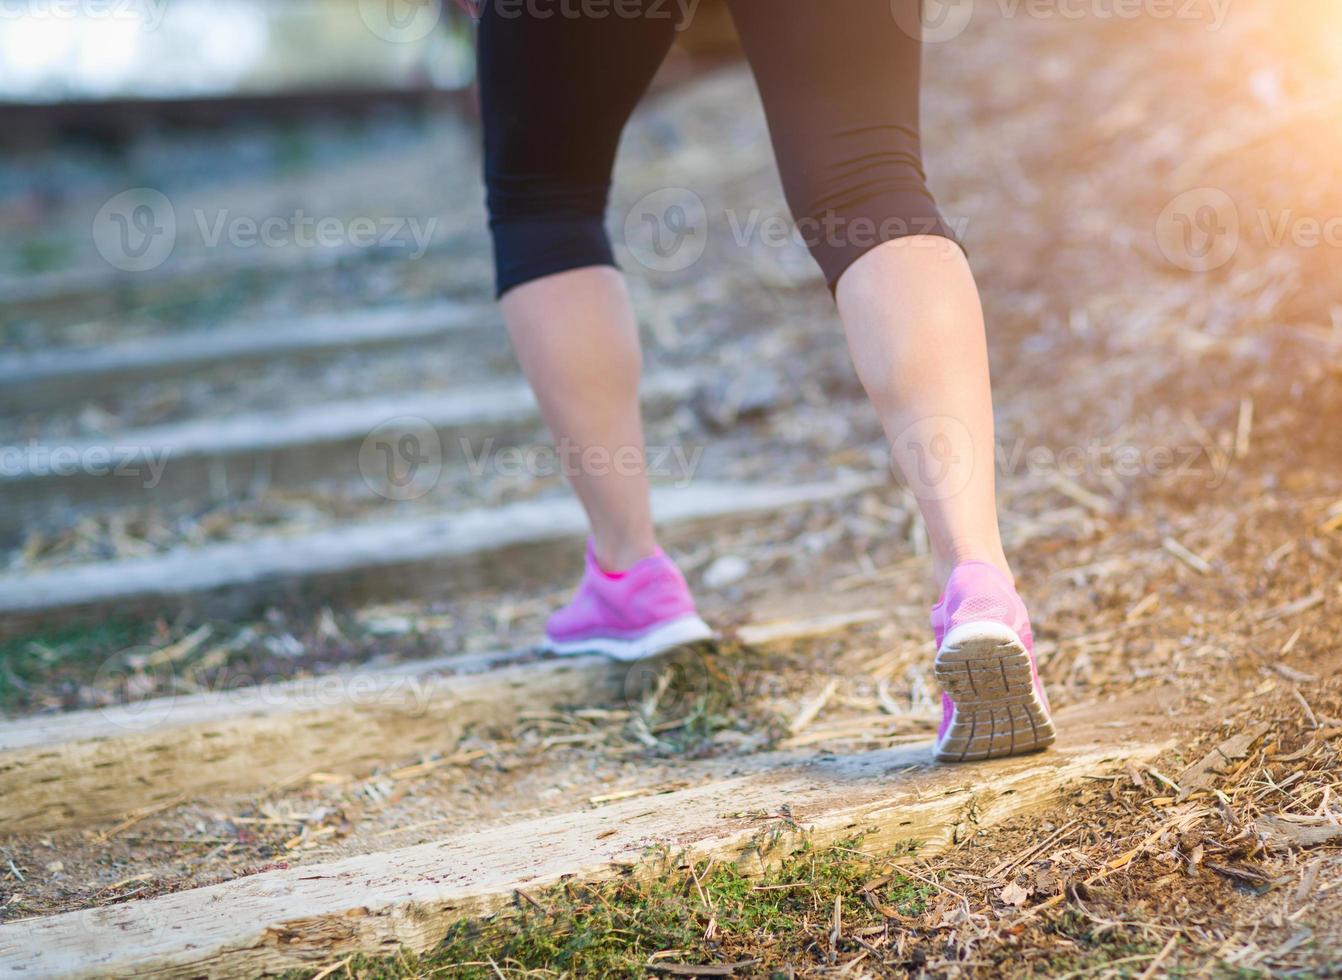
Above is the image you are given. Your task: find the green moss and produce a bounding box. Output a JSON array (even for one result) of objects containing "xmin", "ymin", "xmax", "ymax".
[
  {"xmin": 289, "ymin": 838, "xmax": 931, "ymax": 978},
  {"xmin": 0, "ymin": 618, "xmax": 150, "ymax": 712},
  {"xmin": 16, "ymin": 237, "xmax": 72, "ymax": 273}
]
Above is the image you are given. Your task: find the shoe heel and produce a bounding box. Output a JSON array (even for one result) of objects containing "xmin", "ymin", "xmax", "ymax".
[{"xmin": 934, "ymin": 623, "xmax": 1055, "ymax": 762}]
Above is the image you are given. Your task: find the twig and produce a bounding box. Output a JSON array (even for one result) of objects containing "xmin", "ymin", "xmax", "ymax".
[
  {"xmin": 1025, "ymin": 814, "xmax": 1184, "ymax": 916},
  {"xmin": 689, "ymin": 859, "xmax": 715, "ymax": 912},
  {"xmin": 309, "ymin": 955, "xmax": 353, "ymax": 980},
  {"xmin": 1258, "ymin": 591, "xmax": 1324, "ymax": 622},
  {"xmin": 1234, "ymin": 397, "xmax": 1253, "ymax": 460},
  {"xmin": 1055, "ymin": 952, "xmax": 1161, "ymax": 980},
  {"xmin": 1125, "ymin": 593, "xmax": 1160, "ymax": 622},
  {"xmin": 1162, "ymin": 537, "xmax": 1211, "ymax": 575},
  {"xmin": 987, "ymin": 819, "xmax": 1080, "ymax": 880},
  {"xmin": 515, "ymin": 889, "xmax": 544, "ymax": 911},
  {"xmin": 145, "ymin": 624, "xmax": 214, "ymax": 668},
  {"xmin": 91, "ymin": 795, "xmax": 188, "ymax": 845},
  {"xmin": 1137, "ymin": 933, "xmax": 1180, "ymax": 980},
  {"xmin": 836, "ymin": 949, "xmax": 868, "ymax": 974},
  {"xmin": 1145, "ymin": 767, "xmax": 1184, "ymax": 796},
  {"xmin": 1278, "ymin": 628, "xmax": 1304, "ymax": 657},
  {"xmin": 789, "ymin": 679, "xmax": 839, "ymax": 734},
  {"xmin": 894, "ymin": 863, "xmax": 969, "ymax": 903},
  {"xmin": 1291, "ymin": 687, "xmax": 1318, "ymax": 729},
  {"xmin": 1045, "ymin": 473, "xmax": 1116, "ymax": 516}
]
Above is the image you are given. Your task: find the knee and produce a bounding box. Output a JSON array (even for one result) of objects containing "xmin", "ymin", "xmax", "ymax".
[
  {"xmin": 797, "ymin": 186, "xmax": 965, "ymax": 294},
  {"xmin": 777, "ymin": 135, "xmax": 963, "ymax": 292}
]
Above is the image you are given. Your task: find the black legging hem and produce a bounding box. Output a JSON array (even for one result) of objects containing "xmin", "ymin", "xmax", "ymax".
[
  {"xmin": 815, "ymin": 196, "xmax": 967, "ymax": 294},
  {"xmin": 492, "ymin": 212, "xmax": 968, "ymax": 300},
  {"xmin": 491, "ymin": 216, "xmax": 616, "ymax": 299}
]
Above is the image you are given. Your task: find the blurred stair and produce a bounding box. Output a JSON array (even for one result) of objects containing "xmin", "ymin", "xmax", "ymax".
[
  {"xmin": 0, "ymin": 476, "xmax": 878, "ymax": 636},
  {"xmin": 0, "ymin": 301, "xmax": 485, "ymax": 412},
  {"xmin": 0, "ymin": 371, "xmax": 697, "ymax": 535}
]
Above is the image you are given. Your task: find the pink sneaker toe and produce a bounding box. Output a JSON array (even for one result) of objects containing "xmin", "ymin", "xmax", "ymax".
[{"xmin": 545, "ymin": 543, "xmax": 712, "ymax": 661}]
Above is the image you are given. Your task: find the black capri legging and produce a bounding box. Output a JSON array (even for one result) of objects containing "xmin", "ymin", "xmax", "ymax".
[{"xmin": 478, "ymin": 0, "xmax": 960, "ymax": 298}]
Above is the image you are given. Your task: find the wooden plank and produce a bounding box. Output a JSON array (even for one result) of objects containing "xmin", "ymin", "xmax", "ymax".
[
  {"xmin": 0, "ymin": 371, "xmax": 694, "ymax": 533},
  {"xmin": 0, "ymin": 648, "xmax": 611, "ymax": 832},
  {"xmin": 0, "ymin": 475, "xmax": 877, "ymax": 637},
  {"xmin": 0, "ymin": 302, "xmax": 488, "ymax": 412},
  {"xmin": 0, "ymin": 713, "xmax": 1166, "ymax": 978},
  {"xmin": 0, "ymin": 610, "xmax": 873, "ymax": 831}
]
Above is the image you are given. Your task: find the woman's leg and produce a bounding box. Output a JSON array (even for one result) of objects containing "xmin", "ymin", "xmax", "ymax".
[
  {"xmin": 726, "ymin": 0, "xmax": 1006, "ymax": 589},
  {"xmin": 729, "ymin": 0, "xmax": 1052, "ymax": 759},
  {"xmin": 501, "ymin": 267, "xmax": 658, "ymax": 572},
  {"xmin": 477, "ymin": 2, "xmax": 676, "ymax": 572},
  {"xmin": 835, "ymin": 239, "xmax": 1008, "ymax": 588}
]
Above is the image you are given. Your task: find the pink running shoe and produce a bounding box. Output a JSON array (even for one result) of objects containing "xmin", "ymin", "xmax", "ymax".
[
  {"xmin": 931, "ymin": 561, "xmax": 1055, "ymax": 762},
  {"xmin": 544, "ymin": 542, "xmax": 714, "ymax": 662}
]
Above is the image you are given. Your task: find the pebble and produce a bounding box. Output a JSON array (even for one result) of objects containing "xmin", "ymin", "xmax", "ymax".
[{"xmin": 703, "ymin": 554, "xmax": 749, "ymax": 589}]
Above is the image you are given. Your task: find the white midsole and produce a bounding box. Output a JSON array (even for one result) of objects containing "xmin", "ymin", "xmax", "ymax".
[
  {"xmin": 545, "ymin": 615, "xmax": 715, "ymax": 663},
  {"xmin": 937, "ymin": 619, "xmax": 1023, "ymax": 656}
]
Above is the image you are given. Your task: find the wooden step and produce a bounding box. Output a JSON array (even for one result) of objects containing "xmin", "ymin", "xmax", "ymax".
[
  {"xmin": 0, "ymin": 709, "xmax": 1165, "ymax": 978},
  {"xmin": 0, "ymin": 371, "xmax": 695, "ymax": 535},
  {"xmin": 0, "ymin": 648, "xmax": 608, "ymax": 833},
  {"xmin": 1, "ymin": 241, "xmax": 369, "ymax": 315},
  {"xmin": 0, "ymin": 222, "xmax": 479, "ymax": 316},
  {"xmin": 0, "ymin": 610, "xmax": 881, "ymax": 831},
  {"xmin": 0, "ymin": 302, "xmax": 488, "ymax": 412},
  {"xmin": 0, "ymin": 475, "xmax": 877, "ymax": 637}
]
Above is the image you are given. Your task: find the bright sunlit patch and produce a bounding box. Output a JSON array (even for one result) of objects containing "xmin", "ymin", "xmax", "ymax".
[{"xmin": 0, "ymin": 0, "xmax": 461, "ymax": 102}]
